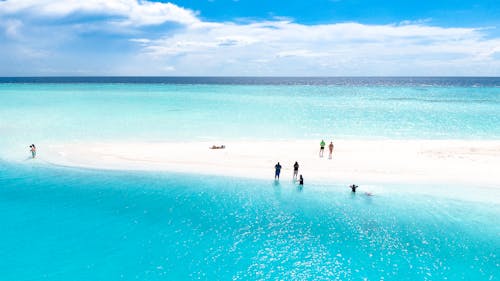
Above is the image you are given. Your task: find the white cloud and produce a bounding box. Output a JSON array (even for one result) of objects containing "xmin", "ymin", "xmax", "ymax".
[
  {"xmin": 0, "ymin": 0, "xmax": 199, "ymax": 26},
  {"xmin": 129, "ymin": 38, "xmax": 151, "ymax": 44},
  {"xmin": 276, "ymin": 50, "xmax": 331, "ymax": 58},
  {"xmin": 131, "ymin": 20, "xmax": 500, "ymax": 75},
  {"xmin": 161, "ymin": 65, "xmax": 175, "ymax": 72},
  {"xmin": 0, "ymin": 0, "xmax": 499, "ymax": 75},
  {"xmin": 1, "ymin": 19, "xmax": 22, "ymax": 38}
]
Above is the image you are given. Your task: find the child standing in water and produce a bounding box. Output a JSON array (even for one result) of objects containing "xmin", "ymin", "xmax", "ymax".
[{"xmin": 29, "ymin": 144, "xmax": 36, "ymax": 158}]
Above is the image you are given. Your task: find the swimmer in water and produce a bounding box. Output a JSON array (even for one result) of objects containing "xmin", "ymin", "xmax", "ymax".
[{"xmin": 350, "ymin": 184, "xmax": 358, "ymax": 193}]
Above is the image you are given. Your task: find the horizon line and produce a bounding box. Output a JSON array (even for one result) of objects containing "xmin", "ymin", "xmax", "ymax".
[{"xmin": 1, "ymin": 76, "xmax": 500, "ymax": 78}]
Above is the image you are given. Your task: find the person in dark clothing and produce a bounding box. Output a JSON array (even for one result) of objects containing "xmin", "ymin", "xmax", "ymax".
[
  {"xmin": 350, "ymin": 184, "xmax": 358, "ymax": 193},
  {"xmin": 293, "ymin": 161, "xmax": 299, "ymax": 180},
  {"xmin": 299, "ymin": 175, "xmax": 304, "ymax": 186},
  {"xmin": 29, "ymin": 144, "xmax": 36, "ymax": 158},
  {"xmin": 274, "ymin": 162, "xmax": 282, "ymax": 180}
]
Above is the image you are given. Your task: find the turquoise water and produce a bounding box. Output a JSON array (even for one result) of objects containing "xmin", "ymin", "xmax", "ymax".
[
  {"xmin": 1, "ymin": 80, "xmax": 499, "ymax": 280},
  {"xmin": 0, "ymin": 84, "xmax": 499, "ymax": 151},
  {"xmin": 1, "ymin": 162, "xmax": 498, "ymax": 280}
]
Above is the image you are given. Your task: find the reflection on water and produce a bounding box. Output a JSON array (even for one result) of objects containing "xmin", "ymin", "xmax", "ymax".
[{"xmin": 0, "ymin": 162, "xmax": 498, "ymax": 280}]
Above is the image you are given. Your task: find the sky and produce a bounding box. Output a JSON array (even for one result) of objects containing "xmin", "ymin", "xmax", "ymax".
[{"xmin": 0, "ymin": 0, "xmax": 499, "ymax": 76}]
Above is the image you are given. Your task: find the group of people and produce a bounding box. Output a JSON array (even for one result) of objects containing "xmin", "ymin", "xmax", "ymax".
[
  {"xmin": 274, "ymin": 161, "xmax": 362, "ymax": 194},
  {"xmin": 273, "ymin": 140, "xmax": 366, "ymax": 194},
  {"xmin": 273, "ymin": 139, "xmax": 335, "ymax": 186},
  {"xmin": 271, "ymin": 140, "xmax": 335, "ymax": 187},
  {"xmin": 319, "ymin": 139, "xmax": 334, "ymax": 159},
  {"xmin": 274, "ymin": 161, "xmax": 303, "ymax": 186}
]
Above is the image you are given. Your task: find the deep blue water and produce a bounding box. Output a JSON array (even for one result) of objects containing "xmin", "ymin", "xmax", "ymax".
[
  {"xmin": 1, "ymin": 76, "xmax": 500, "ymax": 86},
  {"xmin": 1, "ymin": 162, "xmax": 498, "ymax": 280}
]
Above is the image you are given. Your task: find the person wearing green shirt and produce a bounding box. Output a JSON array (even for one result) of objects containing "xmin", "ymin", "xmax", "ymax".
[{"xmin": 319, "ymin": 140, "xmax": 325, "ymax": 157}]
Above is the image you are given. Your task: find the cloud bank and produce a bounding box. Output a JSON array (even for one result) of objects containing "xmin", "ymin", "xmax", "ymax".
[
  {"xmin": 0, "ymin": 0, "xmax": 499, "ymax": 76},
  {"xmin": 0, "ymin": 0, "xmax": 199, "ymax": 26}
]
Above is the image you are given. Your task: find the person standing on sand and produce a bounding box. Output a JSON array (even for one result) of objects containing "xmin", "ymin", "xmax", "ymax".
[
  {"xmin": 319, "ymin": 140, "xmax": 325, "ymax": 157},
  {"xmin": 293, "ymin": 161, "xmax": 299, "ymax": 180},
  {"xmin": 274, "ymin": 162, "xmax": 282, "ymax": 180},
  {"xmin": 328, "ymin": 141, "xmax": 334, "ymax": 159},
  {"xmin": 29, "ymin": 144, "xmax": 36, "ymax": 158}
]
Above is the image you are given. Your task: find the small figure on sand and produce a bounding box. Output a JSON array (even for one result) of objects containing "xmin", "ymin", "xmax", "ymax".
[
  {"xmin": 274, "ymin": 162, "xmax": 282, "ymax": 180},
  {"xmin": 29, "ymin": 144, "xmax": 36, "ymax": 158},
  {"xmin": 293, "ymin": 161, "xmax": 299, "ymax": 180},
  {"xmin": 319, "ymin": 140, "xmax": 325, "ymax": 157},
  {"xmin": 299, "ymin": 175, "xmax": 304, "ymax": 186},
  {"xmin": 210, "ymin": 145, "xmax": 225, "ymax": 149},
  {"xmin": 328, "ymin": 141, "xmax": 334, "ymax": 159},
  {"xmin": 350, "ymin": 184, "xmax": 358, "ymax": 193}
]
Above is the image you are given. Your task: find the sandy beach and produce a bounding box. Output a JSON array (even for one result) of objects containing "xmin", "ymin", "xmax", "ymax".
[{"xmin": 42, "ymin": 139, "xmax": 500, "ymax": 187}]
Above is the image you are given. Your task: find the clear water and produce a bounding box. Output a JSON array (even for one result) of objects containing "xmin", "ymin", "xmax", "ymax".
[
  {"xmin": 1, "ymin": 82, "xmax": 500, "ymax": 156},
  {"xmin": 1, "ymin": 162, "xmax": 498, "ymax": 280},
  {"xmin": 1, "ymin": 78, "xmax": 499, "ymax": 280}
]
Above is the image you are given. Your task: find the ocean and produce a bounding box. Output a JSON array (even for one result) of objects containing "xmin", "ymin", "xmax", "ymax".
[{"xmin": 0, "ymin": 77, "xmax": 499, "ymax": 280}]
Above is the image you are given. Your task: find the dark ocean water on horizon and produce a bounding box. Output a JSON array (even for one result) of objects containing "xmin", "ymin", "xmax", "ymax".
[{"xmin": 1, "ymin": 76, "xmax": 499, "ymax": 86}]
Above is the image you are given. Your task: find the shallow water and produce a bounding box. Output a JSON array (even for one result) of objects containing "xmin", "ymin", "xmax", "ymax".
[
  {"xmin": 0, "ymin": 83, "xmax": 499, "ymax": 152},
  {"xmin": 1, "ymin": 79, "xmax": 499, "ymax": 280},
  {"xmin": 1, "ymin": 162, "xmax": 498, "ymax": 280}
]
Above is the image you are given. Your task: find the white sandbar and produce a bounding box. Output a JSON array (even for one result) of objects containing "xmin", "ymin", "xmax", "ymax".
[{"xmin": 42, "ymin": 140, "xmax": 500, "ymax": 187}]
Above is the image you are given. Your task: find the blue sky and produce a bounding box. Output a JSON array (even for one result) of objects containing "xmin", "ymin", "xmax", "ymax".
[
  {"xmin": 172, "ymin": 0, "xmax": 500, "ymax": 27},
  {"xmin": 0, "ymin": 0, "xmax": 499, "ymax": 76}
]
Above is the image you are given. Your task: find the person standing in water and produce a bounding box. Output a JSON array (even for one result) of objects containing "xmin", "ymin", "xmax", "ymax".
[
  {"xmin": 274, "ymin": 162, "xmax": 282, "ymax": 180},
  {"xmin": 29, "ymin": 144, "xmax": 36, "ymax": 158},
  {"xmin": 299, "ymin": 175, "xmax": 304, "ymax": 186},
  {"xmin": 350, "ymin": 184, "xmax": 358, "ymax": 193},
  {"xmin": 319, "ymin": 140, "xmax": 325, "ymax": 157},
  {"xmin": 328, "ymin": 141, "xmax": 334, "ymax": 159},
  {"xmin": 293, "ymin": 161, "xmax": 299, "ymax": 180}
]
